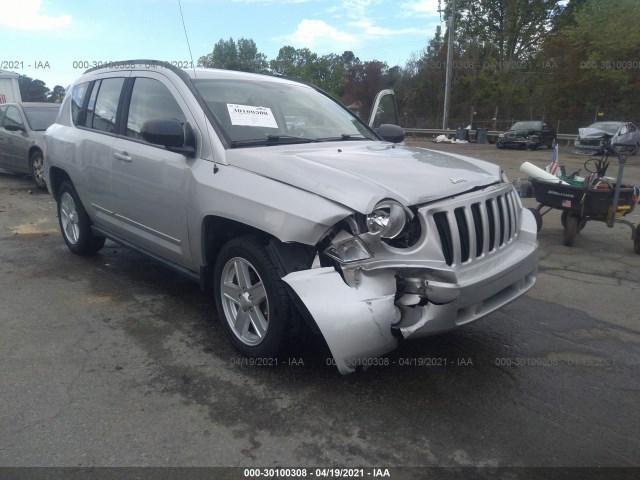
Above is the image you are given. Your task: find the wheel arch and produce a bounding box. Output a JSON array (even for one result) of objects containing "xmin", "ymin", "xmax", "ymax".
[
  {"xmin": 27, "ymin": 145, "xmax": 43, "ymax": 163},
  {"xmin": 200, "ymin": 216, "xmax": 275, "ymax": 289},
  {"xmin": 48, "ymin": 166, "xmax": 72, "ymax": 199},
  {"xmin": 200, "ymin": 215, "xmax": 320, "ymax": 334}
]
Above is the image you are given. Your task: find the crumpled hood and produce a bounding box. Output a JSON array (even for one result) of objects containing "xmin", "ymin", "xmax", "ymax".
[
  {"xmin": 225, "ymin": 142, "xmax": 501, "ymax": 213},
  {"xmin": 578, "ymin": 127, "xmax": 612, "ymax": 138}
]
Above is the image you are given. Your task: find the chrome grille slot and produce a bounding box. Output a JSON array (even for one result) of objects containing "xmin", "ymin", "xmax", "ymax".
[{"xmin": 430, "ymin": 186, "xmax": 520, "ymax": 266}]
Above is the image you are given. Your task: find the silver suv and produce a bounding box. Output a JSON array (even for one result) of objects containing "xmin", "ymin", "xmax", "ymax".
[{"xmin": 45, "ymin": 60, "xmax": 538, "ymax": 374}]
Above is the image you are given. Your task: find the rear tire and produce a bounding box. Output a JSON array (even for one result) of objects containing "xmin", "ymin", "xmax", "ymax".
[
  {"xmin": 29, "ymin": 150, "xmax": 47, "ymax": 189},
  {"xmin": 634, "ymin": 225, "xmax": 640, "ymax": 254},
  {"xmin": 213, "ymin": 236, "xmax": 294, "ymax": 358},
  {"xmin": 57, "ymin": 181, "xmax": 105, "ymax": 255}
]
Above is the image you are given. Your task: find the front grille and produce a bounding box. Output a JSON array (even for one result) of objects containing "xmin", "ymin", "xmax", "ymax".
[
  {"xmin": 578, "ymin": 139, "xmax": 601, "ymax": 146},
  {"xmin": 432, "ymin": 188, "xmax": 520, "ymax": 266}
]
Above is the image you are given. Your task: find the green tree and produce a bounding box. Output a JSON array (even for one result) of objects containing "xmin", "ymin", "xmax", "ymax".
[
  {"xmin": 269, "ymin": 47, "xmax": 347, "ymax": 98},
  {"xmin": 18, "ymin": 75, "xmax": 49, "ymax": 102},
  {"xmin": 539, "ymin": 0, "xmax": 640, "ymax": 130},
  {"xmin": 48, "ymin": 85, "xmax": 66, "ymax": 103},
  {"xmin": 343, "ymin": 60, "xmax": 393, "ymax": 120},
  {"xmin": 198, "ymin": 38, "xmax": 267, "ymax": 73}
]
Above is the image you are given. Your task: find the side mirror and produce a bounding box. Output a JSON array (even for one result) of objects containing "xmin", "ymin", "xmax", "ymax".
[
  {"xmin": 141, "ymin": 119, "xmax": 196, "ymax": 157},
  {"xmin": 5, "ymin": 124, "xmax": 26, "ymax": 132},
  {"xmin": 376, "ymin": 124, "xmax": 405, "ymax": 143}
]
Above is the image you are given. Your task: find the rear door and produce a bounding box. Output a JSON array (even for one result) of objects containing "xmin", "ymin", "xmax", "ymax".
[
  {"xmin": 109, "ymin": 73, "xmax": 195, "ymax": 268},
  {"xmin": 71, "ymin": 75, "xmax": 129, "ymax": 222}
]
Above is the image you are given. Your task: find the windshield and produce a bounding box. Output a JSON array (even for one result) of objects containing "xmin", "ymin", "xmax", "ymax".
[
  {"xmin": 509, "ymin": 121, "xmax": 542, "ymax": 130},
  {"xmin": 587, "ymin": 122, "xmax": 622, "ymax": 134},
  {"xmin": 192, "ymin": 79, "xmax": 377, "ymax": 147},
  {"xmin": 23, "ymin": 107, "xmax": 59, "ymax": 131}
]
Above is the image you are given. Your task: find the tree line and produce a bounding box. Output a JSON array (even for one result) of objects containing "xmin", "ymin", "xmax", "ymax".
[
  {"xmin": 19, "ymin": 0, "xmax": 638, "ymax": 132},
  {"xmin": 197, "ymin": 0, "xmax": 639, "ymax": 133},
  {"xmin": 18, "ymin": 75, "xmax": 66, "ymax": 103}
]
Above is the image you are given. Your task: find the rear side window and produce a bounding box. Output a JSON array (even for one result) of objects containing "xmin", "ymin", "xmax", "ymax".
[
  {"xmin": 71, "ymin": 82, "xmax": 89, "ymax": 125},
  {"xmin": 88, "ymin": 78, "xmax": 125, "ymax": 133},
  {"xmin": 126, "ymin": 78, "xmax": 186, "ymax": 140}
]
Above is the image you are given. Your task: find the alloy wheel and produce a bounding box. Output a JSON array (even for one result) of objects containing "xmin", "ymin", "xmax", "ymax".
[
  {"xmin": 60, "ymin": 192, "xmax": 80, "ymax": 245},
  {"xmin": 220, "ymin": 257, "xmax": 269, "ymax": 346}
]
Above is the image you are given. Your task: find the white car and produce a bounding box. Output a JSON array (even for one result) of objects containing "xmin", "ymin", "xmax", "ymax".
[{"xmin": 44, "ymin": 60, "xmax": 538, "ymax": 374}]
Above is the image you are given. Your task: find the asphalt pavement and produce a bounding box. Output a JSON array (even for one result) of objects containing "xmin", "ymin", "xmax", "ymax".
[{"xmin": 1, "ymin": 142, "xmax": 639, "ymax": 477}]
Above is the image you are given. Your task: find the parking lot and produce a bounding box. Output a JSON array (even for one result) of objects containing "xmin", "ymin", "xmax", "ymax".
[{"xmin": 1, "ymin": 142, "xmax": 639, "ymax": 472}]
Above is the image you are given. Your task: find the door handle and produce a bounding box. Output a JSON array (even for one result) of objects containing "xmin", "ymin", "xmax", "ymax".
[{"xmin": 113, "ymin": 151, "xmax": 132, "ymax": 162}]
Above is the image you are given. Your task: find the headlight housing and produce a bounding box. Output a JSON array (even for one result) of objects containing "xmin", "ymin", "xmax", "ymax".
[
  {"xmin": 366, "ymin": 200, "xmax": 412, "ymax": 240},
  {"xmin": 323, "ymin": 235, "xmax": 372, "ymax": 264}
]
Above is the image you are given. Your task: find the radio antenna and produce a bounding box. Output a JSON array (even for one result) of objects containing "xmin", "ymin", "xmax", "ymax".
[
  {"xmin": 177, "ymin": 0, "xmax": 196, "ymax": 74},
  {"xmin": 176, "ymin": 0, "xmax": 219, "ymax": 173}
]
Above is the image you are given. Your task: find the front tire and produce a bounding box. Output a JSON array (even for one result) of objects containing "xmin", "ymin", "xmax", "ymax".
[
  {"xmin": 57, "ymin": 181, "xmax": 105, "ymax": 255},
  {"xmin": 213, "ymin": 236, "xmax": 294, "ymax": 358},
  {"xmin": 29, "ymin": 150, "xmax": 47, "ymax": 189}
]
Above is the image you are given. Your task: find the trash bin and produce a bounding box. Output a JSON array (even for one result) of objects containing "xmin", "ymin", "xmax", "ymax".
[
  {"xmin": 476, "ymin": 128, "xmax": 487, "ymax": 144},
  {"xmin": 455, "ymin": 128, "xmax": 469, "ymax": 141}
]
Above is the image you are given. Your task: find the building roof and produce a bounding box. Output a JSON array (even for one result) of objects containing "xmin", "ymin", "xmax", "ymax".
[{"xmin": 0, "ymin": 69, "xmax": 20, "ymax": 78}]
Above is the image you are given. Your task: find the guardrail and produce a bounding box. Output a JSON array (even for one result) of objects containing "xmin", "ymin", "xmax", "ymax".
[{"xmin": 404, "ymin": 128, "xmax": 578, "ymax": 146}]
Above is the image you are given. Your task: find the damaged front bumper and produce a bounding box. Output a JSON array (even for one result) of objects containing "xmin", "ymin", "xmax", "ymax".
[{"xmin": 283, "ymin": 200, "xmax": 539, "ymax": 374}]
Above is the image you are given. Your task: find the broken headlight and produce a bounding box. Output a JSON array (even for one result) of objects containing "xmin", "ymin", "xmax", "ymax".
[
  {"xmin": 365, "ymin": 200, "xmax": 413, "ymax": 240},
  {"xmin": 323, "ymin": 234, "xmax": 372, "ymax": 264}
]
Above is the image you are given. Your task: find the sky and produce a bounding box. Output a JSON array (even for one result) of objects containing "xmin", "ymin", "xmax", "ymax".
[{"xmin": 0, "ymin": 0, "xmax": 444, "ymax": 90}]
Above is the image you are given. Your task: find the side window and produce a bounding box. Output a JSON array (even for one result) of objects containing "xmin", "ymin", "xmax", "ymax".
[
  {"xmin": 0, "ymin": 106, "xmax": 6, "ymax": 127},
  {"xmin": 126, "ymin": 77, "xmax": 186, "ymax": 140},
  {"xmin": 89, "ymin": 78, "xmax": 125, "ymax": 133},
  {"xmin": 4, "ymin": 106, "xmax": 24, "ymax": 128},
  {"xmin": 71, "ymin": 82, "xmax": 89, "ymax": 126},
  {"xmin": 83, "ymin": 81, "xmax": 99, "ymax": 129}
]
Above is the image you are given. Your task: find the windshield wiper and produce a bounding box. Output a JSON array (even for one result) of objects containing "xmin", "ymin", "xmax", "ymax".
[
  {"xmin": 230, "ymin": 135, "xmax": 318, "ymax": 148},
  {"xmin": 317, "ymin": 133, "xmax": 370, "ymax": 142},
  {"xmin": 266, "ymin": 135, "xmax": 318, "ymax": 143}
]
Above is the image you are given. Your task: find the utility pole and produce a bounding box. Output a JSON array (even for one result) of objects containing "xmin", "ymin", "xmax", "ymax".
[{"xmin": 442, "ymin": 0, "xmax": 456, "ymax": 130}]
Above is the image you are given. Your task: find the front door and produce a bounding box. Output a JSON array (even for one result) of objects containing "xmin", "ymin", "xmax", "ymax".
[{"xmin": 109, "ymin": 74, "xmax": 194, "ymax": 268}]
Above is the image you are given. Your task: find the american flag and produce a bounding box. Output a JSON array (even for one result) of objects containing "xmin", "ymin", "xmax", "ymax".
[{"xmin": 549, "ymin": 144, "xmax": 559, "ymax": 176}]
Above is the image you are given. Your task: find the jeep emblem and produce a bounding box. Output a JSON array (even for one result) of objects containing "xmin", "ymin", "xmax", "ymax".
[{"xmin": 450, "ymin": 177, "xmax": 467, "ymax": 184}]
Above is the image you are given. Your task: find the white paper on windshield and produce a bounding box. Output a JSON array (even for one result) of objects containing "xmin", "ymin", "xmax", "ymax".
[{"xmin": 227, "ymin": 104, "xmax": 278, "ymax": 128}]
